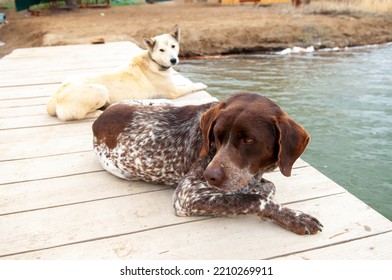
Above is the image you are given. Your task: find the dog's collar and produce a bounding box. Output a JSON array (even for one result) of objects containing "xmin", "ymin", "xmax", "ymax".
[{"xmin": 148, "ymin": 52, "xmax": 171, "ymax": 71}]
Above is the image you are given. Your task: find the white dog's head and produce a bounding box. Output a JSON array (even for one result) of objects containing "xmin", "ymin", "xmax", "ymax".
[{"xmin": 144, "ymin": 25, "xmax": 180, "ymax": 70}]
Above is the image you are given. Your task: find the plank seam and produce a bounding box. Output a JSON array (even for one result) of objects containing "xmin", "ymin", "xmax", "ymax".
[
  {"xmin": 1, "ymin": 95, "xmax": 52, "ymax": 102},
  {"xmin": 0, "ymin": 160, "xmax": 309, "ymax": 185},
  {"xmin": 0, "ymin": 218, "xmax": 212, "ymax": 259},
  {"xmin": 0, "ymin": 187, "xmax": 173, "ymax": 217},
  {"xmin": 0, "ymin": 193, "xmax": 370, "ymax": 259},
  {"xmin": 0, "ymin": 161, "xmax": 310, "ymax": 186},
  {"xmin": 0, "ymin": 96, "xmax": 49, "ymax": 102},
  {"xmin": 0, "ymin": 170, "xmax": 103, "ymax": 186},
  {"xmin": 0, "ymin": 169, "xmax": 103, "ymax": 186},
  {"xmin": 0, "ymin": 119, "xmax": 93, "ymax": 131},
  {"xmin": 266, "ymin": 229, "xmax": 392, "ymax": 260},
  {"xmin": 1, "ymin": 149, "xmax": 93, "ymax": 161},
  {"xmin": 0, "ymin": 148, "xmax": 92, "ymax": 163},
  {"xmin": 0, "ymin": 184, "xmax": 342, "ymax": 217},
  {"xmin": 282, "ymin": 191, "xmax": 347, "ymax": 206},
  {"xmin": 0, "ymin": 82, "xmax": 60, "ymax": 89},
  {"xmin": 0, "ymin": 103, "xmax": 47, "ymax": 109}
]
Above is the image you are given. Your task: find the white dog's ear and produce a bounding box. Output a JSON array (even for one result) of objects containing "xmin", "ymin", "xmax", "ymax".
[
  {"xmin": 170, "ymin": 25, "xmax": 180, "ymax": 42},
  {"xmin": 143, "ymin": 38, "xmax": 155, "ymax": 51}
]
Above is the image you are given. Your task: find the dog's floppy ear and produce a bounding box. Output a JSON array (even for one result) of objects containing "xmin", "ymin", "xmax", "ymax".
[
  {"xmin": 143, "ymin": 38, "xmax": 156, "ymax": 52},
  {"xmin": 199, "ymin": 103, "xmax": 224, "ymax": 157},
  {"xmin": 275, "ymin": 115, "xmax": 310, "ymax": 177},
  {"xmin": 170, "ymin": 24, "xmax": 180, "ymax": 42}
]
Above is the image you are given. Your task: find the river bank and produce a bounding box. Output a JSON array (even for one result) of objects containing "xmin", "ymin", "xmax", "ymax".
[{"xmin": 1, "ymin": 2, "xmax": 392, "ymax": 57}]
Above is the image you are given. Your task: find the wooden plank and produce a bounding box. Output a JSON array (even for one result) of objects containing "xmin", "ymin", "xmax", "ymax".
[
  {"xmin": 0, "ymin": 42, "xmax": 199, "ymax": 89},
  {"xmin": 264, "ymin": 165, "xmax": 346, "ymax": 203},
  {"xmin": 0, "ymin": 133, "xmax": 92, "ymax": 161},
  {"xmin": 2, "ymin": 192, "xmax": 390, "ymax": 259},
  {"xmin": 0, "ymin": 91, "xmax": 251, "ymax": 160},
  {"xmin": 1, "ymin": 42, "xmax": 138, "ymax": 60},
  {"xmin": 0, "ymin": 189, "xmax": 204, "ymax": 258},
  {"xmin": 0, "ymin": 164, "xmax": 342, "ymax": 216},
  {"xmin": 0, "ymin": 84, "xmax": 57, "ymax": 100},
  {"xmin": 0, "ymin": 87, "xmax": 212, "ymax": 109},
  {"xmin": 0, "ymin": 171, "xmax": 171, "ymax": 216},
  {"xmin": 274, "ymin": 231, "xmax": 392, "ymax": 260},
  {"xmin": 0, "ymin": 68, "xmax": 200, "ymax": 88},
  {"xmin": 0, "ymin": 151, "xmax": 101, "ymax": 185},
  {"xmin": 0, "ymin": 97, "xmax": 48, "ymax": 109},
  {"xmin": 0, "ymin": 131, "xmax": 309, "ymax": 185},
  {"xmin": 0, "ymin": 46, "xmax": 138, "ymax": 87},
  {"xmin": 0, "ymin": 43, "xmax": 140, "ymax": 79},
  {"xmin": 1, "ymin": 41, "xmax": 391, "ymax": 261},
  {"xmin": 0, "ymin": 105, "xmax": 45, "ymax": 118},
  {"xmin": 0, "ymin": 91, "xmax": 214, "ymax": 130},
  {"xmin": 0, "ymin": 59, "xmax": 128, "ymax": 74},
  {"xmin": 0, "ymin": 68, "xmax": 115, "ymax": 87},
  {"xmin": 0, "ymin": 121, "xmax": 93, "ymax": 144},
  {"xmin": 0, "ymin": 114, "xmax": 93, "ymax": 130}
]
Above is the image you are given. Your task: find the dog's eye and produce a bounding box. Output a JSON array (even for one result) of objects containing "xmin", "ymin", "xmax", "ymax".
[
  {"xmin": 159, "ymin": 49, "xmax": 165, "ymax": 52},
  {"xmin": 242, "ymin": 138, "xmax": 254, "ymax": 144},
  {"xmin": 171, "ymin": 45, "xmax": 176, "ymax": 48}
]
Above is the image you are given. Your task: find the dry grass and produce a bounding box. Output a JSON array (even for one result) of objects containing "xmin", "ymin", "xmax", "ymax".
[{"xmin": 309, "ymin": 0, "xmax": 392, "ymax": 14}]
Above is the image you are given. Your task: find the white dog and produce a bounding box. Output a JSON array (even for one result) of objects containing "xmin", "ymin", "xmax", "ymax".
[{"xmin": 46, "ymin": 25, "xmax": 207, "ymax": 121}]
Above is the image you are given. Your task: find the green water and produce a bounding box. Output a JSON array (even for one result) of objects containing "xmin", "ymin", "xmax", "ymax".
[{"xmin": 177, "ymin": 44, "xmax": 392, "ymax": 220}]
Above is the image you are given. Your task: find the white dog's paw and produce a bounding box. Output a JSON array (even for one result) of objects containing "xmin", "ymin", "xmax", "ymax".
[{"xmin": 192, "ymin": 82, "xmax": 208, "ymax": 92}]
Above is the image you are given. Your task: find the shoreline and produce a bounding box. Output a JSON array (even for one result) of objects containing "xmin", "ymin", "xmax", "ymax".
[
  {"xmin": 182, "ymin": 41, "xmax": 392, "ymax": 60},
  {"xmin": 1, "ymin": 4, "xmax": 392, "ymax": 58}
]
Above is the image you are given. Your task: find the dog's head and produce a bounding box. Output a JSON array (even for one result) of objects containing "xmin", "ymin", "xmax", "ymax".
[
  {"xmin": 200, "ymin": 92, "xmax": 310, "ymax": 191},
  {"xmin": 144, "ymin": 25, "xmax": 180, "ymax": 70}
]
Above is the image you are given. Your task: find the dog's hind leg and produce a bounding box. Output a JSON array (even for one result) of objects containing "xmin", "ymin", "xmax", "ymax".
[
  {"xmin": 47, "ymin": 82, "xmax": 71, "ymax": 116},
  {"xmin": 55, "ymin": 84, "xmax": 109, "ymax": 121}
]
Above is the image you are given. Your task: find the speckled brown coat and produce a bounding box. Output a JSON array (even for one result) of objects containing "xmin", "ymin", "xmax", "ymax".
[{"xmin": 93, "ymin": 93, "xmax": 323, "ymax": 235}]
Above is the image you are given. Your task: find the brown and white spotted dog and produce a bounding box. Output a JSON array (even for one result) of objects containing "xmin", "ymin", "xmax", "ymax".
[{"xmin": 92, "ymin": 92, "xmax": 323, "ymax": 235}]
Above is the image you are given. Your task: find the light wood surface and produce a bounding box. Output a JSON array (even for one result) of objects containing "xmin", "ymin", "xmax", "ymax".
[{"xmin": 1, "ymin": 42, "xmax": 391, "ymax": 259}]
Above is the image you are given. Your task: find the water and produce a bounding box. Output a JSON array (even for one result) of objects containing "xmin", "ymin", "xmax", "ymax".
[{"xmin": 177, "ymin": 44, "xmax": 392, "ymax": 221}]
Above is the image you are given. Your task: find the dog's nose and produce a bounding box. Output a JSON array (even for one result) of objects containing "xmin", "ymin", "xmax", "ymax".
[
  {"xmin": 204, "ymin": 166, "xmax": 224, "ymax": 187},
  {"xmin": 170, "ymin": 58, "xmax": 177, "ymax": 65}
]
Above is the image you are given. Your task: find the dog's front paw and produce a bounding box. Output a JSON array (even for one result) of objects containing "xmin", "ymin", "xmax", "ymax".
[
  {"xmin": 287, "ymin": 212, "xmax": 323, "ymax": 235},
  {"xmin": 192, "ymin": 82, "xmax": 208, "ymax": 92}
]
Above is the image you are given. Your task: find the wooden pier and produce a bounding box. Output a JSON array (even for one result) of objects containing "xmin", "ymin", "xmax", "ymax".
[{"xmin": 1, "ymin": 42, "xmax": 391, "ymax": 259}]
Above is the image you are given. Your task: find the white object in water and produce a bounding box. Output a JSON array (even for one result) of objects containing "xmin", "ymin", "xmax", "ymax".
[{"xmin": 277, "ymin": 46, "xmax": 315, "ymax": 55}]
